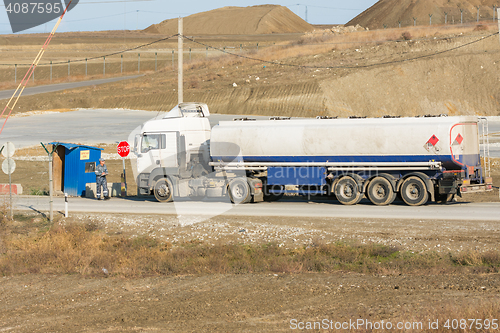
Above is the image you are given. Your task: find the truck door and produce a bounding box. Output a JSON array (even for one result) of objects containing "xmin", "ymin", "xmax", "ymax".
[{"xmin": 137, "ymin": 132, "xmax": 178, "ymax": 175}]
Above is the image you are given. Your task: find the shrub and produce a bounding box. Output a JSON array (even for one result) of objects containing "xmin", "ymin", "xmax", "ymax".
[{"xmin": 401, "ymin": 31, "xmax": 412, "ymax": 40}]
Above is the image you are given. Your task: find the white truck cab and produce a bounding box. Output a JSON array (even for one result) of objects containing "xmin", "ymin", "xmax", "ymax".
[{"xmin": 134, "ymin": 103, "xmax": 212, "ymax": 200}]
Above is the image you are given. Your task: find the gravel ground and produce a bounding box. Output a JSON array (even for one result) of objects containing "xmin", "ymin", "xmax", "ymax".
[{"xmin": 68, "ymin": 213, "xmax": 500, "ymax": 253}]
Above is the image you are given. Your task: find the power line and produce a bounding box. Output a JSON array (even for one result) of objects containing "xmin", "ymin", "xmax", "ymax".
[
  {"xmin": 0, "ymin": 34, "xmax": 178, "ymax": 66},
  {"xmin": 0, "ymin": 31, "xmax": 496, "ymax": 69},
  {"xmin": 65, "ymin": 10, "xmax": 138, "ymax": 22},
  {"xmin": 287, "ymin": 4, "xmax": 364, "ymax": 11},
  {"xmin": 0, "ymin": 0, "xmax": 153, "ymax": 6},
  {"xmin": 181, "ymin": 32, "xmax": 499, "ymax": 70}
]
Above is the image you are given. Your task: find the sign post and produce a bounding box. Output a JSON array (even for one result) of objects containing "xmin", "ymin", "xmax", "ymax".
[
  {"xmin": 40, "ymin": 142, "xmax": 57, "ymax": 222},
  {"xmin": 1, "ymin": 142, "xmax": 16, "ymax": 219},
  {"xmin": 117, "ymin": 141, "xmax": 130, "ymax": 197}
]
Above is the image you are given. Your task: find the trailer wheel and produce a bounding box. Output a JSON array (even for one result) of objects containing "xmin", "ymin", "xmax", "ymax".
[
  {"xmin": 400, "ymin": 176, "xmax": 428, "ymax": 206},
  {"xmin": 367, "ymin": 177, "xmax": 396, "ymax": 206},
  {"xmin": 335, "ymin": 176, "xmax": 362, "ymax": 205},
  {"xmin": 228, "ymin": 178, "xmax": 251, "ymax": 204},
  {"xmin": 154, "ymin": 178, "xmax": 173, "ymax": 203}
]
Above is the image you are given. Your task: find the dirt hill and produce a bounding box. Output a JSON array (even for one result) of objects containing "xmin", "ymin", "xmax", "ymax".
[
  {"xmin": 347, "ymin": 0, "xmax": 499, "ymax": 30},
  {"xmin": 144, "ymin": 5, "xmax": 314, "ymax": 35}
]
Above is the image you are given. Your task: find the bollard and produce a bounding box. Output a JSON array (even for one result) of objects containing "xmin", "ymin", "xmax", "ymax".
[
  {"xmin": 65, "ymin": 193, "xmax": 68, "ymax": 218},
  {"xmin": 121, "ymin": 54, "xmax": 123, "ymax": 74},
  {"xmin": 103, "ymin": 56, "xmax": 106, "ymax": 76},
  {"xmin": 14, "ymin": 64, "xmax": 17, "ymax": 83},
  {"xmin": 121, "ymin": 172, "xmax": 126, "ymax": 197},
  {"xmin": 50, "ymin": 61, "xmax": 52, "ymax": 81}
]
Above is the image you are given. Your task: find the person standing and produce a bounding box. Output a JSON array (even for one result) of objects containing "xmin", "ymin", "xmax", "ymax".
[{"xmin": 95, "ymin": 158, "xmax": 109, "ymax": 200}]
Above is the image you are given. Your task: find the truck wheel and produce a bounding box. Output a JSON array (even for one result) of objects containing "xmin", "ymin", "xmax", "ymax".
[
  {"xmin": 367, "ymin": 177, "xmax": 395, "ymax": 206},
  {"xmin": 400, "ymin": 176, "xmax": 428, "ymax": 206},
  {"xmin": 228, "ymin": 178, "xmax": 251, "ymax": 204},
  {"xmin": 263, "ymin": 184, "xmax": 284, "ymax": 202},
  {"xmin": 335, "ymin": 176, "xmax": 362, "ymax": 205},
  {"xmin": 154, "ymin": 178, "xmax": 173, "ymax": 203}
]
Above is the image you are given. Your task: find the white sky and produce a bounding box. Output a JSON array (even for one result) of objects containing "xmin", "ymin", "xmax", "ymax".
[{"xmin": 0, "ymin": 0, "xmax": 379, "ymax": 34}]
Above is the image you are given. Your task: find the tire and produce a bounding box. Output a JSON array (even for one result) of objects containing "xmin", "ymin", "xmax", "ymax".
[
  {"xmin": 263, "ymin": 184, "xmax": 284, "ymax": 202},
  {"xmin": 228, "ymin": 178, "xmax": 251, "ymax": 204},
  {"xmin": 153, "ymin": 178, "xmax": 174, "ymax": 203},
  {"xmin": 335, "ymin": 176, "xmax": 362, "ymax": 205},
  {"xmin": 367, "ymin": 177, "xmax": 396, "ymax": 206},
  {"xmin": 400, "ymin": 176, "xmax": 428, "ymax": 206}
]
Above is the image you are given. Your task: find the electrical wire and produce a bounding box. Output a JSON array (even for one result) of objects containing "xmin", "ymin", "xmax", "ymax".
[
  {"xmin": 182, "ymin": 31, "xmax": 500, "ymax": 70},
  {"xmin": 0, "ymin": 1, "xmax": 75, "ymax": 137},
  {"xmin": 0, "ymin": 30, "xmax": 495, "ymax": 67}
]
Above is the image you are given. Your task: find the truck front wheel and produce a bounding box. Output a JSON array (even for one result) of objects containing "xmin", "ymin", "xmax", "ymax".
[
  {"xmin": 228, "ymin": 178, "xmax": 251, "ymax": 204},
  {"xmin": 400, "ymin": 176, "xmax": 428, "ymax": 206},
  {"xmin": 335, "ymin": 176, "xmax": 363, "ymax": 205},
  {"xmin": 154, "ymin": 178, "xmax": 174, "ymax": 203}
]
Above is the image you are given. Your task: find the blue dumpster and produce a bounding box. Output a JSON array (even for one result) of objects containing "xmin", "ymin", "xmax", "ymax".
[{"xmin": 49, "ymin": 142, "xmax": 103, "ymax": 197}]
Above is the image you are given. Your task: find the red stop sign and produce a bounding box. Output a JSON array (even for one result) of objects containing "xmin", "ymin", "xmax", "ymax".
[{"xmin": 117, "ymin": 141, "xmax": 130, "ymax": 157}]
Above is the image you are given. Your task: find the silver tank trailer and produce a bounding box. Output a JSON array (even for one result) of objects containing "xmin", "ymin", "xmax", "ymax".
[{"xmin": 210, "ymin": 116, "xmax": 481, "ymax": 171}]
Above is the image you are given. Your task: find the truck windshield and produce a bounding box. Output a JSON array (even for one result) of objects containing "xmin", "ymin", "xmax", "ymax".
[{"xmin": 141, "ymin": 134, "xmax": 166, "ymax": 153}]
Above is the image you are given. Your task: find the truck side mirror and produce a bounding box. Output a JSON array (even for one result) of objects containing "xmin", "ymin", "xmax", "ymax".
[{"xmin": 133, "ymin": 134, "xmax": 140, "ymax": 153}]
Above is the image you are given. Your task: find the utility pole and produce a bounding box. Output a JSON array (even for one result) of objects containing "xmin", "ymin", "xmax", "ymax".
[
  {"xmin": 178, "ymin": 17, "xmax": 183, "ymax": 104},
  {"xmin": 497, "ymin": 8, "xmax": 500, "ymax": 43}
]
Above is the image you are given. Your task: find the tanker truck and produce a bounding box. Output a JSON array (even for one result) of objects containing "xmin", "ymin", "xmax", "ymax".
[{"xmin": 133, "ymin": 103, "xmax": 493, "ymax": 206}]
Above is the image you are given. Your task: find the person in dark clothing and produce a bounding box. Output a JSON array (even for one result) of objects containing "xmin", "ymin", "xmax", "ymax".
[{"xmin": 95, "ymin": 158, "xmax": 109, "ymax": 200}]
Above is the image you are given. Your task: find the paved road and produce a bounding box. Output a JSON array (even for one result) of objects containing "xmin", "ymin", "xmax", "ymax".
[
  {"xmin": 0, "ymin": 75, "xmax": 142, "ymax": 100},
  {"xmin": 12, "ymin": 195, "xmax": 500, "ymax": 221},
  {"xmin": 1, "ymin": 109, "xmax": 269, "ymax": 148}
]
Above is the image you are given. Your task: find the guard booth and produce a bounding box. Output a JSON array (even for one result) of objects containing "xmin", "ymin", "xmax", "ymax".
[{"xmin": 49, "ymin": 142, "xmax": 103, "ymax": 197}]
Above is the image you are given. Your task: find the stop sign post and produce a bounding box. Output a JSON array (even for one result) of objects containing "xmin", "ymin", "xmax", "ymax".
[{"xmin": 117, "ymin": 141, "xmax": 130, "ymax": 197}]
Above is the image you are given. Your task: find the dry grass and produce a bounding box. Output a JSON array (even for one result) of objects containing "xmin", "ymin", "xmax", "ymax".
[{"xmin": 0, "ymin": 216, "xmax": 499, "ymax": 277}]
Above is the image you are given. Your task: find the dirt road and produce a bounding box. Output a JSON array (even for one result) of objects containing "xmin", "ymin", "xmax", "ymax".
[{"xmin": 1, "ymin": 273, "xmax": 499, "ymax": 332}]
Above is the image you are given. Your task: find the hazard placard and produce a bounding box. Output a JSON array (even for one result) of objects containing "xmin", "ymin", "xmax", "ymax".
[
  {"xmin": 453, "ymin": 133, "xmax": 463, "ymax": 146},
  {"xmin": 424, "ymin": 135, "xmax": 440, "ymax": 151}
]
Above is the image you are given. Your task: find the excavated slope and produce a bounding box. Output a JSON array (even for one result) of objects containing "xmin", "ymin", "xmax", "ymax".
[{"xmin": 347, "ymin": 0, "xmax": 499, "ymax": 29}]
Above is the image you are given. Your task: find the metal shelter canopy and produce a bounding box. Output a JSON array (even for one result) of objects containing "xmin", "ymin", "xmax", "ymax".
[{"xmin": 48, "ymin": 142, "xmax": 104, "ymax": 151}]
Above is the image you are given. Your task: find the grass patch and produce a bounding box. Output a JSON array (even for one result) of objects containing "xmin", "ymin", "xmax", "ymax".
[
  {"xmin": 28, "ymin": 188, "xmax": 49, "ymax": 196},
  {"xmin": 0, "ymin": 217, "xmax": 499, "ymax": 277}
]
